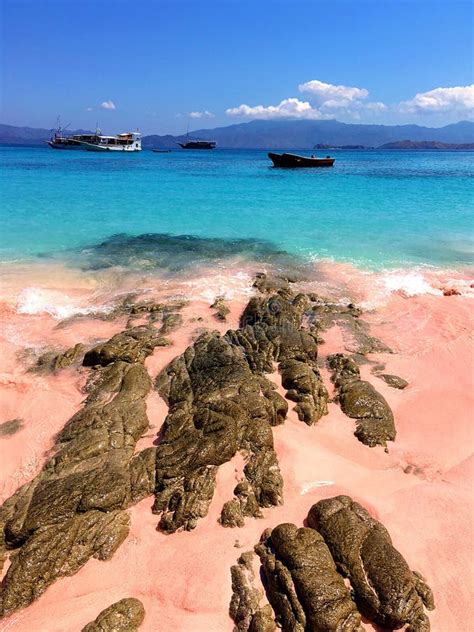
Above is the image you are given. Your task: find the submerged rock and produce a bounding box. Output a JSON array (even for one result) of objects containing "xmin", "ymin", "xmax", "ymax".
[
  {"xmin": 82, "ymin": 597, "xmax": 145, "ymax": 631},
  {"xmin": 256, "ymin": 523, "xmax": 362, "ymax": 631},
  {"xmin": 308, "ymin": 495, "xmax": 435, "ymax": 631},
  {"xmin": 328, "ymin": 353, "xmax": 396, "ymax": 447}
]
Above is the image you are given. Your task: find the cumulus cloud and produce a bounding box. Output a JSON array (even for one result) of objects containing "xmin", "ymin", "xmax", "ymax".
[
  {"xmin": 398, "ymin": 85, "xmax": 474, "ymax": 114},
  {"xmin": 100, "ymin": 100, "xmax": 116, "ymax": 110},
  {"xmin": 299, "ymin": 79, "xmax": 368, "ymax": 103},
  {"xmin": 189, "ymin": 110, "xmax": 215, "ymax": 119},
  {"xmin": 226, "ymin": 80, "xmax": 473, "ymax": 122},
  {"xmin": 366, "ymin": 101, "xmax": 387, "ymax": 111},
  {"xmin": 226, "ymin": 80, "xmax": 387, "ymax": 120},
  {"xmin": 226, "ymin": 98, "xmax": 330, "ymax": 120}
]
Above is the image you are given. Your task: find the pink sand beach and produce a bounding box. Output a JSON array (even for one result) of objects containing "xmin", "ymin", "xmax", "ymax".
[{"xmin": 1, "ymin": 261, "xmax": 473, "ymax": 631}]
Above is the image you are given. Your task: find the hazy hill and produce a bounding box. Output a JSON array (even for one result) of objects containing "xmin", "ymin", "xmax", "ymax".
[
  {"xmin": 180, "ymin": 119, "xmax": 474, "ymax": 149},
  {"xmin": 0, "ymin": 124, "xmax": 93, "ymax": 145},
  {"xmin": 2, "ymin": 120, "xmax": 474, "ymax": 149}
]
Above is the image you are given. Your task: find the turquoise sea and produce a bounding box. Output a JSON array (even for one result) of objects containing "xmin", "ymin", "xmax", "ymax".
[{"xmin": 1, "ymin": 146, "xmax": 473, "ymax": 272}]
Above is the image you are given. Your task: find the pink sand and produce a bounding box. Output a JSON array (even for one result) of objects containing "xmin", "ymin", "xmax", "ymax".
[{"xmin": 0, "ymin": 264, "xmax": 473, "ymax": 631}]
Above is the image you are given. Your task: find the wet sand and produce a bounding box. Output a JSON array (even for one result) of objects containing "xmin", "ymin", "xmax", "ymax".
[{"xmin": 0, "ymin": 261, "xmax": 473, "ymax": 631}]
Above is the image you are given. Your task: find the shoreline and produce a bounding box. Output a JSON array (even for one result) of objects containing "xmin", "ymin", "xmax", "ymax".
[{"xmin": 0, "ymin": 261, "xmax": 473, "ymax": 630}]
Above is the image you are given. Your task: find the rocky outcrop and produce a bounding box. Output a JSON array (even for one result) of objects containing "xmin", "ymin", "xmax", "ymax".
[
  {"xmin": 328, "ymin": 354, "xmax": 396, "ymax": 447},
  {"xmin": 236, "ymin": 294, "xmax": 328, "ymax": 424},
  {"xmin": 83, "ymin": 325, "xmax": 170, "ymax": 366},
  {"xmin": 82, "ymin": 597, "xmax": 145, "ymax": 631},
  {"xmin": 308, "ymin": 496, "xmax": 435, "ymax": 631},
  {"xmin": 153, "ymin": 290, "xmax": 330, "ymax": 533},
  {"xmin": 32, "ymin": 343, "xmax": 86, "ymax": 373},
  {"xmin": 211, "ymin": 296, "xmax": 231, "ymax": 321},
  {"xmin": 230, "ymin": 551, "xmax": 276, "ymax": 632},
  {"xmin": 153, "ymin": 330, "xmax": 284, "ymax": 533},
  {"xmin": 255, "ymin": 523, "xmax": 362, "ymax": 631},
  {"xmin": 0, "ymin": 419, "xmax": 23, "ymax": 436},
  {"xmin": 378, "ymin": 373, "xmax": 409, "ymax": 389},
  {"xmin": 0, "ymin": 332, "xmax": 158, "ymax": 617},
  {"xmin": 308, "ymin": 296, "xmax": 391, "ymax": 355}
]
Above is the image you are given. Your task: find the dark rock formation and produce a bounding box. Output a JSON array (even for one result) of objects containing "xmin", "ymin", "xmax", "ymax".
[
  {"xmin": 308, "ymin": 496, "xmax": 435, "ymax": 631},
  {"xmin": 211, "ymin": 296, "xmax": 231, "ymax": 321},
  {"xmin": 378, "ymin": 373, "xmax": 409, "ymax": 390},
  {"xmin": 31, "ymin": 343, "xmax": 86, "ymax": 373},
  {"xmin": 154, "ymin": 331, "xmax": 284, "ymax": 533},
  {"xmin": 308, "ymin": 297, "xmax": 391, "ymax": 355},
  {"xmin": 153, "ymin": 290, "xmax": 329, "ymax": 533},
  {"xmin": 252, "ymin": 272, "xmax": 292, "ymax": 297},
  {"xmin": 230, "ymin": 551, "xmax": 276, "ymax": 632},
  {"xmin": 0, "ymin": 419, "xmax": 23, "ymax": 436},
  {"xmin": 82, "ymin": 597, "xmax": 145, "ymax": 631},
  {"xmin": 237, "ymin": 294, "xmax": 328, "ymax": 424},
  {"xmin": 221, "ymin": 481, "xmax": 263, "ymax": 528},
  {"xmin": 255, "ymin": 523, "xmax": 362, "ymax": 631},
  {"xmin": 83, "ymin": 325, "xmax": 169, "ymax": 366},
  {"xmin": 328, "ymin": 354, "xmax": 396, "ymax": 447},
  {"xmin": 0, "ymin": 330, "xmax": 159, "ymax": 617}
]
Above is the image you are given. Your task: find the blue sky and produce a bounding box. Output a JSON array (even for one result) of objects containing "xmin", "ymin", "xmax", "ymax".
[{"xmin": 1, "ymin": 0, "xmax": 472, "ymax": 134}]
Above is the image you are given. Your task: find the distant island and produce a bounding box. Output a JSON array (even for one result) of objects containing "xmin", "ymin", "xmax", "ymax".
[
  {"xmin": 1, "ymin": 119, "xmax": 474, "ymax": 150},
  {"xmin": 314, "ymin": 144, "xmax": 367, "ymax": 150},
  {"xmin": 378, "ymin": 140, "xmax": 474, "ymax": 150}
]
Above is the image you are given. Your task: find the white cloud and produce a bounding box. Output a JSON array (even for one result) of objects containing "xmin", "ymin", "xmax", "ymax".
[
  {"xmin": 299, "ymin": 79, "xmax": 368, "ymax": 103},
  {"xmin": 299, "ymin": 79, "xmax": 387, "ymax": 115},
  {"xmin": 398, "ymin": 85, "xmax": 474, "ymax": 114},
  {"xmin": 85, "ymin": 107, "xmax": 93, "ymax": 112},
  {"xmin": 226, "ymin": 98, "xmax": 330, "ymax": 120},
  {"xmin": 189, "ymin": 110, "xmax": 215, "ymax": 119},
  {"xmin": 100, "ymin": 100, "xmax": 116, "ymax": 110},
  {"xmin": 226, "ymin": 79, "xmax": 388, "ymax": 121},
  {"xmin": 365, "ymin": 101, "xmax": 387, "ymax": 111}
]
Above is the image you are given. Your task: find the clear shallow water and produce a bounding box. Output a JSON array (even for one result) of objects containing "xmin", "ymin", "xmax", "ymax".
[{"xmin": 1, "ymin": 145, "xmax": 472, "ymax": 271}]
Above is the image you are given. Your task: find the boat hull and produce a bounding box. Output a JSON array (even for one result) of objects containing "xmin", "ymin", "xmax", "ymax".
[
  {"xmin": 268, "ymin": 152, "xmax": 335, "ymax": 168},
  {"xmin": 47, "ymin": 141, "xmax": 83, "ymax": 150},
  {"xmin": 79, "ymin": 142, "xmax": 142, "ymax": 152},
  {"xmin": 178, "ymin": 141, "xmax": 216, "ymax": 149}
]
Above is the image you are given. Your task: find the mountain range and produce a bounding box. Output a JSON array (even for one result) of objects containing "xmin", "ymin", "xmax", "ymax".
[{"xmin": 1, "ymin": 120, "xmax": 474, "ymax": 149}]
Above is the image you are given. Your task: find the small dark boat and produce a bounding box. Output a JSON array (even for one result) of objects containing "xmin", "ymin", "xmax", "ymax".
[
  {"xmin": 152, "ymin": 149, "xmax": 172, "ymax": 153},
  {"xmin": 178, "ymin": 139, "xmax": 216, "ymax": 149},
  {"xmin": 268, "ymin": 152, "xmax": 335, "ymax": 168}
]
